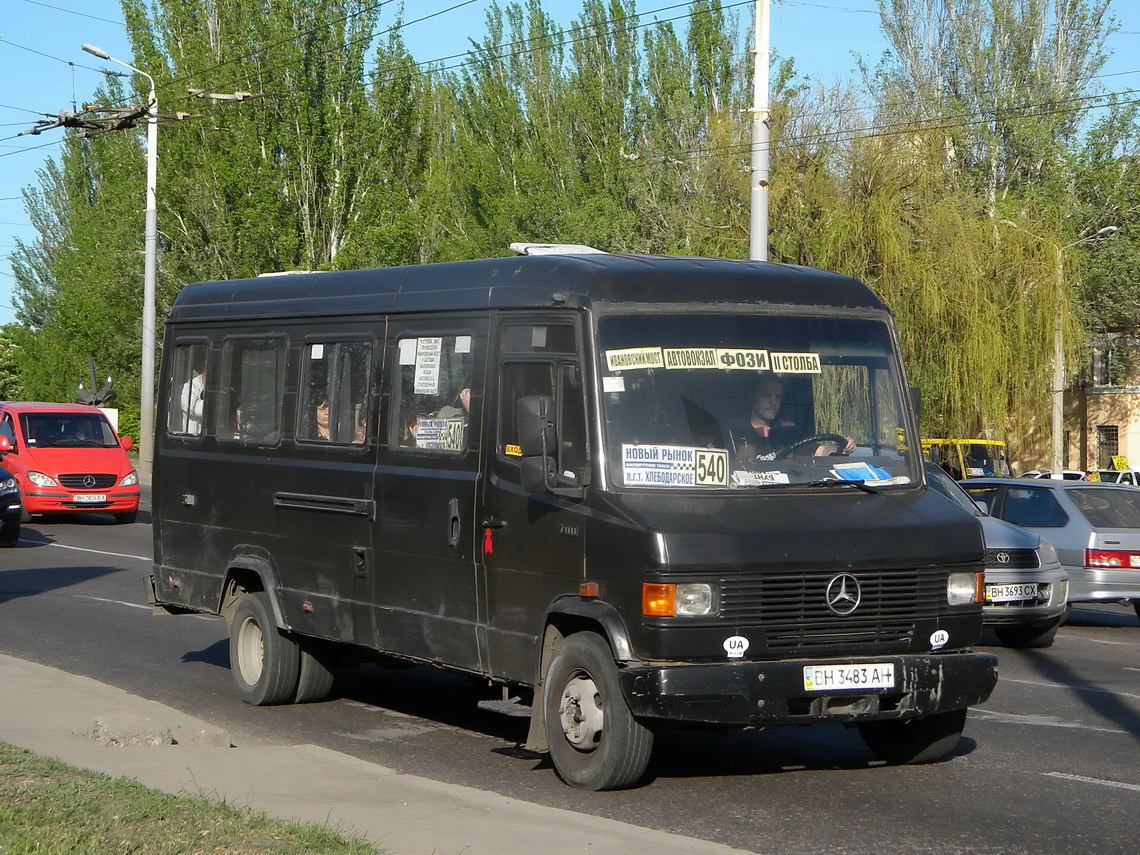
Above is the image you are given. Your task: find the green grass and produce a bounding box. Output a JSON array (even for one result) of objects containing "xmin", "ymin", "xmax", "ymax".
[{"xmin": 0, "ymin": 740, "xmax": 377, "ymax": 854}]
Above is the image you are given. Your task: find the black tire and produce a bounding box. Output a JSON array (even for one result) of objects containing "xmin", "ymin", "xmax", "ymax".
[
  {"xmin": 543, "ymin": 632, "xmax": 653, "ymax": 790},
  {"xmin": 294, "ymin": 640, "xmax": 340, "ymax": 703},
  {"xmin": 1132, "ymin": 600, "xmax": 1140, "ymax": 623},
  {"xmin": 858, "ymin": 708, "xmax": 967, "ymax": 765},
  {"xmin": 114, "ymin": 511, "xmax": 138, "ymax": 524},
  {"xmin": 994, "ymin": 617, "xmax": 1061, "ymax": 649},
  {"xmin": 228, "ymin": 592, "xmax": 300, "ymax": 705},
  {"xmin": 0, "ymin": 522, "xmax": 18, "ymax": 547}
]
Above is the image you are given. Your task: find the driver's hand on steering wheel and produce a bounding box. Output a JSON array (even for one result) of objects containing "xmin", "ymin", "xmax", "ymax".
[{"xmin": 816, "ymin": 436, "xmax": 856, "ymax": 456}]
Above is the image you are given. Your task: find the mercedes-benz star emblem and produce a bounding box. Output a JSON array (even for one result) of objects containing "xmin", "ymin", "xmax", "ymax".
[
  {"xmin": 82, "ymin": 475, "xmax": 96, "ymax": 488},
  {"xmin": 825, "ymin": 574, "xmax": 861, "ymax": 616},
  {"xmin": 995, "ymin": 552, "xmax": 1011, "ymax": 564}
]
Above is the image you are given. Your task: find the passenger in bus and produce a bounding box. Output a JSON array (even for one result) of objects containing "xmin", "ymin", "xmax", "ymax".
[
  {"xmin": 177, "ymin": 370, "xmax": 205, "ymax": 434},
  {"xmin": 731, "ymin": 374, "xmax": 854, "ymax": 462},
  {"xmin": 314, "ymin": 398, "xmax": 331, "ymax": 440}
]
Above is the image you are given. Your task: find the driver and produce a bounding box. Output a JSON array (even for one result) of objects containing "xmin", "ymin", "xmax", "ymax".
[{"xmin": 731, "ymin": 374, "xmax": 854, "ymax": 462}]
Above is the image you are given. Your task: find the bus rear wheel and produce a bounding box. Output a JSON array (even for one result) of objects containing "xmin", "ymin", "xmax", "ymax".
[
  {"xmin": 229, "ymin": 592, "xmax": 300, "ymax": 705},
  {"xmin": 543, "ymin": 632, "xmax": 653, "ymax": 791}
]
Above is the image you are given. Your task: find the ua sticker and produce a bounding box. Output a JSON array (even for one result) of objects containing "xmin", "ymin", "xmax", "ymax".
[
  {"xmin": 930, "ymin": 629, "xmax": 949, "ymax": 650},
  {"xmin": 723, "ymin": 635, "xmax": 749, "ymax": 659}
]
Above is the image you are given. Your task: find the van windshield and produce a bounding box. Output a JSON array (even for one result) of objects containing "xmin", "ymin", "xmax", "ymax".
[
  {"xmin": 20, "ymin": 413, "xmax": 118, "ymax": 448},
  {"xmin": 597, "ymin": 313, "xmax": 917, "ymax": 490}
]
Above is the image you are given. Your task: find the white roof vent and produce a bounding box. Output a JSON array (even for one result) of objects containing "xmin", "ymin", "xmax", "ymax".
[
  {"xmin": 509, "ymin": 242, "xmax": 607, "ymax": 256},
  {"xmin": 257, "ymin": 270, "xmax": 320, "ymax": 277}
]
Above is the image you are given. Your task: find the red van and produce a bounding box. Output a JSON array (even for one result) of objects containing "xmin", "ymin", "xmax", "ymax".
[{"xmin": 0, "ymin": 402, "xmax": 139, "ymax": 523}]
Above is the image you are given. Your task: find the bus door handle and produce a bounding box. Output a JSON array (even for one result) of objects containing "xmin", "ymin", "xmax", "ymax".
[
  {"xmin": 447, "ymin": 498, "xmax": 461, "ymax": 548},
  {"xmin": 481, "ymin": 517, "xmax": 507, "ymax": 529}
]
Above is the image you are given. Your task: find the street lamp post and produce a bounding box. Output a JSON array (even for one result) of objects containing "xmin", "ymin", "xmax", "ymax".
[
  {"xmin": 999, "ymin": 220, "xmax": 1119, "ymax": 478},
  {"xmin": 82, "ymin": 43, "xmax": 158, "ymax": 484}
]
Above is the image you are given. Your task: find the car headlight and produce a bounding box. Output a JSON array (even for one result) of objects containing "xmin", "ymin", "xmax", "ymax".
[
  {"xmin": 947, "ymin": 572, "xmax": 983, "ymax": 605},
  {"xmin": 0, "ymin": 477, "xmax": 17, "ymax": 495},
  {"xmin": 27, "ymin": 470, "xmax": 57, "ymax": 488},
  {"xmin": 119, "ymin": 470, "xmax": 139, "ymax": 487},
  {"xmin": 642, "ymin": 582, "xmax": 719, "ymax": 617},
  {"xmin": 1037, "ymin": 537, "xmax": 1059, "ymax": 566}
]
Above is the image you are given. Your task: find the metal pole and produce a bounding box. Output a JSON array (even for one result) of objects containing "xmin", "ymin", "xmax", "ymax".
[
  {"xmin": 749, "ymin": 0, "xmax": 770, "ymax": 261},
  {"xmin": 1051, "ymin": 245, "xmax": 1064, "ymax": 479}
]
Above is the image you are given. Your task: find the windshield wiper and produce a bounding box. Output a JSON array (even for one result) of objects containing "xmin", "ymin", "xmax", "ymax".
[{"xmin": 805, "ymin": 477, "xmax": 881, "ymax": 494}]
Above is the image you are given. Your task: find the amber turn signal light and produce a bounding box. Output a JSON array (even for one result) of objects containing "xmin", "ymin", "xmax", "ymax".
[
  {"xmin": 642, "ymin": 583, "xmax": 675, "ymax": 616},
  {"xmin": 975, "ymin": 571, "xmax": 985, "ymax": 604}
]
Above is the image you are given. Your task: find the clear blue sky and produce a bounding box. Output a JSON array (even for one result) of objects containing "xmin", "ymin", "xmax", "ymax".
[{"xmin": 1, "ymin": 0, "xmax": 1137, "ymax": 325}]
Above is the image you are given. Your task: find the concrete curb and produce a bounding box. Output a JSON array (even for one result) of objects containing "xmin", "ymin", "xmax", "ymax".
[{"xmin": 0, "ymin": 654, "xmax": 758, "ymax": 855}]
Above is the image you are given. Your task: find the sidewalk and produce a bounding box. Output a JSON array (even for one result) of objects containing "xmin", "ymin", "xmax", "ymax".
[{"xmin": 0, "ymin": 654, "xmax": 757, "ymax": 855}]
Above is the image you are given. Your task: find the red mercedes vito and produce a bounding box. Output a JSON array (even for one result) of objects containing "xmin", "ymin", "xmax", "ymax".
[{"xmin": 0, "ymin": 402, "xmax": 139, "ymax": 523}]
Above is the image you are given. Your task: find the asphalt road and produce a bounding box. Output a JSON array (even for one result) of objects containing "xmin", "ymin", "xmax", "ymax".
[{"xmin": 1, "ymin": 496, "xmax": 1137, "ymax": 855}]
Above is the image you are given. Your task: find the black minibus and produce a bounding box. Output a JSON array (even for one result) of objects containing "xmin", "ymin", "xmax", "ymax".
[{"xmin": 150, "ymin": 250, "xmax": 997, "ymax": 789}]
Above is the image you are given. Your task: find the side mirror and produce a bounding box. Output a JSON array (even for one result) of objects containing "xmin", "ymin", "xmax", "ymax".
[
  {"xmin": 517, "ymin": 395, "xmax": 556, "ymax": 457},
  {"xmin": 120, "ymin": 435, "xmax": 134, "ymax": 451},
  {"xmin": 515, "ymin": 395, "xmax": 583, "ymax": 498},
  {"xmin": 0, "ymin": 435, "xmax": 10, "ymax": 455}
]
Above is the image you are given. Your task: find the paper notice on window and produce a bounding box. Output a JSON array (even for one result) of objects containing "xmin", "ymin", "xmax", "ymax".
[
  {"xmin": 413, "ymin": 337, "xmax": 443, "ymax": 394},
  {"xmin": 310, "ymin": 344, "xmax": 324, "ymax": 360},
  {"xmin": 602, "ymin": 376, "xmax": 625, "ymax": 393},
  {"xmin": 663, "ymin": 348, "xmax": 719, "ymax": 369},
  {"xmin": 605, "ymin": 347, "xmax": 664, "ymax": 371},
  {"xmin": 621, "ymin": 444, "xmax": 728, "ymax": 487},
  {"xmin": 415, "ymin": 417, "xmax": 465, "ymax": 451},
  {"xmin": 715, "ymin": 349, "xmax": 770, "ymax": 370},
  {"xmin": 455, "ymin": 335, "xmax": 472, "ymax": 354},
  {"xmin": 398, "ymin": 338, "xmax": 418, "ymax": 366},
  {"xmin": 731, "ymin": 470, "xmax": 790, "ymax": 486},
  {"xmin": 769, "ymin": 352, "xmax": 821, "ymax": 373}
]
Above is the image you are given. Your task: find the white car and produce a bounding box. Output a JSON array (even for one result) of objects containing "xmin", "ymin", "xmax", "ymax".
[{"xmin": 1022, "ymin": 469, "xmax": 1087, "ymax": 481}]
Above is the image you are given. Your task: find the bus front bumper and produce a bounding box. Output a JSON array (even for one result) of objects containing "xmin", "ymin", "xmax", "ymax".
[{"xmin": 619, "ymin": 651, "xmax": 998, "ymax": 726}]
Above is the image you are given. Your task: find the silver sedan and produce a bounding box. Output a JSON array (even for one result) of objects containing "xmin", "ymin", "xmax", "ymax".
[{"xmin": 961, "ymin": 477, "xmax": 1140, "ymax": 622}]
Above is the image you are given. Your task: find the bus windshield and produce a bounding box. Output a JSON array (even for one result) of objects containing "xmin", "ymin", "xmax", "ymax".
[{"xmin": 597, "ymin": 313, "xmax": 917, "ymax": 490}]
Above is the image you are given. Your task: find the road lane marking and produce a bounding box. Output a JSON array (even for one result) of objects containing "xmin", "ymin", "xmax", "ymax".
[
  {"xmin": 971, "ymin": 708, "xmax": 1125, "ymax": 734},
  {"xmin": 1001, "ymin": 677, "xmax": 1140, "ymax": 702},
  {"xmin": 79, "ymin": 596, "xmax": 149, "ymax": 610},
  {"xmin": 1044, "ymin": 772, "xmax": 1140, "ymax": 793},
  {"xmin": 18, "ymin": 538, "xmax": 150, "ymax": 563},
  {"xmin": 76, "ymin": 594, "xmax": 216, "ymax": 621},
  {"xmin": 1064, "ymin": 637, "xmax": 1132, "ymax": 646},
  {"xmin": 1125, "ymin": 667, "xmax": 1140, "ymax": 673}
]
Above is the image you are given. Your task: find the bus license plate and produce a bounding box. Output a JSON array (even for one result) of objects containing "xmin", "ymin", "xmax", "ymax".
[
  {"xmin": 986, "ymin": 583, "xmax": 1038, "ymax": 602},
  {"xmin": 73, "ymin": 494, "xmax": 107, "ymax": 503},
  {"xmin": 803, "ymin": 663, "xmax": 894, "ymax": 692}
]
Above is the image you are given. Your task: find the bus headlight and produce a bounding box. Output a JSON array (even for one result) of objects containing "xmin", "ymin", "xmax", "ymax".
[
  {"xmin": 643, "ymin": 582, "xmax": 718, "ymax": 617},
  {"xmin": 28, "ymin": 471, "xmax": 57, "ymax": 488},
  {"xmin": 947, "ymin": 572, "xmax": 984, "ymax": 605}
]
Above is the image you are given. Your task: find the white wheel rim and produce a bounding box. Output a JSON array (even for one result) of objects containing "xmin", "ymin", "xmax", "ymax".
[
  {"xmin": 237, "ymin": 615, "xmax": 264, "ymax": 685},
  {"xmin": 558, "ymin": 671, "xmax": 603, "ymax": 751}
]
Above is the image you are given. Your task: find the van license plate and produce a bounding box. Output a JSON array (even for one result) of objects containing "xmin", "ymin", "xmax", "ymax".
[
  {"xmin": 73, "ymin": 494, "xmax": 107, "ymax": 503},
  {"xmin": 986, "ymin": 583, "xmax": 1038, "ymax": 602},
  {"xmin": 803, "ymin": 663, "xmax": 894, "ymax": 691}
]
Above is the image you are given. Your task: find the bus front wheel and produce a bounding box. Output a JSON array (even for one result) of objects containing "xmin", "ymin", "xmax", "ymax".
[{"xmin": 542, "ymin": 632, "xmax": 653, "ymax": 791}]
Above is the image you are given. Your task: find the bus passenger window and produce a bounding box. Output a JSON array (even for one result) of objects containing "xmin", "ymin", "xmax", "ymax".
[
  {"xmin": 394, "ymin": 335, "xmax": 473, "ymax": 452},
  {"xmin": 298, "ymin": 342, "xmax": 371, "ymax": 444},
  {"xmin": 216, "ymin": 339, "xmax": 286, "ymax": 445},
  {"xmin": 168, "ymin": 344, "xmax": 207, "ymax": 436}
]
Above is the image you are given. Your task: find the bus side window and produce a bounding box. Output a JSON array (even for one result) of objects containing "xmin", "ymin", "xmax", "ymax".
[
  {"xmin": 298, "ymin": 341, "xmax": 372, "ymax": 444},
  {"xmin": 168, "ymin": 343, "xmax": 208, "ymax": 437},
  {"xmin": 216, "ymin": 339, "xmax": 286, "ymax": 445},
  {"xmin": 500, "ymin": 361, "xmax": 587, "ymax": 483},
  {"xmin": 394, "ymin": 334, "xmax": 473, "ymax": 453}
]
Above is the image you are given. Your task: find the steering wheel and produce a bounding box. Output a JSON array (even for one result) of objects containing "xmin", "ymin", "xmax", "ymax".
[{"xmin": 773, "ymin": 433, "xmax": 850, "ymax": 460}]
